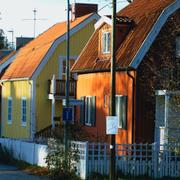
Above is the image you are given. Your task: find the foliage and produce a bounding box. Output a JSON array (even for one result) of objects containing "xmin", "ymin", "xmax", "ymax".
[
  {"xmin": 45, "ymin": 138, "xmax": 81, "ymax": 180},
  {"xmin": 0, "ymin": 29, "xmax": 9, "ymax": 49},
  {"xmin": 50, "ymin": 123, "xmax": 100, "ymax": 142}
]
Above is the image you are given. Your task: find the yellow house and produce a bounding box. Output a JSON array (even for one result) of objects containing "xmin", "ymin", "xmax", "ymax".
[{"xmin": 0, "ymin": 4, "xmax": 100, "ymax": 140}]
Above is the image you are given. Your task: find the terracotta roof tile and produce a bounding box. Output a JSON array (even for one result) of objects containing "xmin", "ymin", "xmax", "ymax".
[
  {"xmin": 1, "ymin": 13, "xmax": 93, "ymax": 80},
  {"xmin": 72, "ymin": 0, "xmax": 176, "ymax": 73}
]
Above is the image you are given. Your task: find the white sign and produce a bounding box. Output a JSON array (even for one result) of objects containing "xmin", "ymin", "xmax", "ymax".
[{"xmin": 106, "ymin": 116, "xmax": 118, "ymax": 135}]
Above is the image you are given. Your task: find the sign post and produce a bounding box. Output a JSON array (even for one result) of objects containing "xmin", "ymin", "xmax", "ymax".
[
  {"xmin": 62, "ymin": 107, "xmax": 73, "ymax": 122},
  {"xmin": 106, "ymin": 116, "xmax": 118, "ymax": 135}
]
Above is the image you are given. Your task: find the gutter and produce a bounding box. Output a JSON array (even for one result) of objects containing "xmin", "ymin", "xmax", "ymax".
[
  {"xmin": 127, "ymin": 70, "xmax": 136, "ymax": 144},
  {"xmin": 72, "ymin": 66, "xmax": 135, "ymax": 74},
  {"xmin": 0, "ymin": 78, "xmax": 29, "ymax": 83}
]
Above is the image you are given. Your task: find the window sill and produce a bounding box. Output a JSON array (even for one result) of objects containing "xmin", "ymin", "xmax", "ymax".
[
  {"xmin": 85, "ymin": 123, "xmax": 92, "ymax": 127},
  {"xmin": 21, "ymin": 122, "xmax": 27, "ymax": 127},
  {"xmin": 7, "ymin": 121, "xmax": 12, "ymax": 125},
  {"xmin": 102, "ymin": 52, "xmax": 110, "ymax": 55}
]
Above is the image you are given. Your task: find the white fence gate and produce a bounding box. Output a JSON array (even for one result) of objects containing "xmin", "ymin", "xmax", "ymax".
[{"xmin": 71, "ymin": 141, "xmax": 180, "ymax": 179}]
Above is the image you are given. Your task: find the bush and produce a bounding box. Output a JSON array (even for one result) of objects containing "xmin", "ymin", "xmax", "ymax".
[
  {"xmin": 0, "ymin": 145, "xmax": 15, "ymax": 164},
  {"xmin": 45, "ymin": 138, "xmax": 81, "ymax": 180}
]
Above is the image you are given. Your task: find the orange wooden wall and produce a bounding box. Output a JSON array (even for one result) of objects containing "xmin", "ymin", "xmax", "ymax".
[{"xmin": 76, "ymin": 71, "xmax": 135, "ymax": 144}]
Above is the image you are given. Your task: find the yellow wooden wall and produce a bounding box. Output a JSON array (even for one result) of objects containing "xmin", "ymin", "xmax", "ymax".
[
  {"xmin": 1, "ymin": 80, "xmax": 31, "ymax": 138},
  {"xmin": 36, "ymin": 20, "xmax": 97, "ymax": 132}
]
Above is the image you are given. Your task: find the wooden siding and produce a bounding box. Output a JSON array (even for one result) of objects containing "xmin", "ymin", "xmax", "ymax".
[
  {"xmin": 1, "ymin": 80, "xmax": 31, "ymax": 138},
  {"xmin": 36, "ymin": 20, "xmax": 96, "ymax": 132},
  {"xmin": 71, "ymin": 0, "xmax": 176, "ymax": 73},
  {"xmin": 76, "ymin": 71, "xmax": 135, "ymax": 144},
  {"xmin": 135, "ymin": 10, "xmax": 180, "ymax": 143}
]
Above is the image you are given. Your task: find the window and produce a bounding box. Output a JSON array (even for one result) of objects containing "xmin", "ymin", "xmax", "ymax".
[
  {"xmin": 7, "ymin": 97, "xmax": 12, "ymax": 124},
  {"xmin": 102, "ymin": 32, "xmax": 111, "ymax": 54},
  {"xmin": 176, "ymin": 35, "xmax": 180, "ymax": 58},
  {"xmin": 80, "ymin": 96, "xmax": 96, "ymax": 126},
  {"xmin": 116, "ymin": 95, "xmax": 127, "ymax": 129},
  {"xmin": 62, "ymin": 59, "xmax": 75, "ymax": 77},
  {"xmin": 21, "ymin": 97, "xmax": 27, "ymax": 126}
]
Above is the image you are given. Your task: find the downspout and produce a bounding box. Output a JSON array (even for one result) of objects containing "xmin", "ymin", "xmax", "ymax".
[
  {"xmin": 127, "ymin": 70, "xmax": 136, "ymax": 143},
  {"xmin": 28, "ymin": 80, "xmax": 36, "ymax": 141},
  {"xmin": 28, "ymin": 80, "xmax": 33, "ymax": 140},
  {"xmin": 0, "ymin": 82, "xmax": 3, "ymax": 137}
]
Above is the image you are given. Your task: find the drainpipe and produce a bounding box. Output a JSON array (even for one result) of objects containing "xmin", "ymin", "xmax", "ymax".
[
  {"xmin": 127, "ymin": 70, "xmax": 136, "ymax": 143},
  {"xmin": 0, "ymin": 82, "xmax": 3, "ymax": 137}
]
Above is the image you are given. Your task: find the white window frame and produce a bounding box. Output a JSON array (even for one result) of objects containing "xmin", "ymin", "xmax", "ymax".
[
  {"xmin": 58, "ymin": 56, "xmax": 78, "ymax": 79},
  {"xmin": 21, "ymin": 97, "xmax": 27, "ymax": 126},
  {"xmin": 85, "ymin": 96, "xmax": 96, "ymax": 126},
  {"xmin": 85, "ymin": 96, "xmax": 92, "ymax": 126},
  {"xmin": 7, "ymin": 97, "xmax": 12, "ymax": 124},
  {"xmin": 102, "ymin": 32, "xmax": 111, "ymax": 54}
]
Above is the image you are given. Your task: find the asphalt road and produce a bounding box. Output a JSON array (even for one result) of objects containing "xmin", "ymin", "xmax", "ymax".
[{"xmin": 0, "ymin": 164, "xmax": 49, "ymax": 180}]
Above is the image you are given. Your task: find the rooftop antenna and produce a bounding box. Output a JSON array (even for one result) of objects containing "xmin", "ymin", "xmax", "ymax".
[{"xmin": 22, "ymin": 8, "xmax": 47, "ymax": 38}]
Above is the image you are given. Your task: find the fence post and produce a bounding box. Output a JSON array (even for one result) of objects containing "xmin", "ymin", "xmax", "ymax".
[
  {"xmin": 84, "ymin": 141, "xmax": 89, "ymax": 180},
  {"xmin": 153, "ymin": 142, "xmax": 159, "ymax": 178}
]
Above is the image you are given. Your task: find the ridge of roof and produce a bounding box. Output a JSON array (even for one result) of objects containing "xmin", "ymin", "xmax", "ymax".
[{"xmin": 71, "ymin": 0, "xmax": 178, "ymax": 73}]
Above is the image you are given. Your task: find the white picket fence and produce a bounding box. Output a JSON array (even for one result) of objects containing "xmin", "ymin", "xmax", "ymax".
[
  {"xmin": 0, "ymin": 138, "xmax": 179, "ymax": 179},
  {"xmin": 71, "ymin": 141, "xmax": 180, "ymax": 179},
  {"xmin": 0, "ymin": 138, "xmax": 48, "ymax": 167}
]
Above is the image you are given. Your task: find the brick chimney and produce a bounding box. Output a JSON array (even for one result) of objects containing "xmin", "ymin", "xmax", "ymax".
[{"xmin": 71, "ymin": 3, "xmax": 98, "ymax": 21}]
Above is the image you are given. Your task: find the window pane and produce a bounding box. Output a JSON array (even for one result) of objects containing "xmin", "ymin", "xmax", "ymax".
[
  {"xmin": 8, "ymin": 99, "xmax": 12, "ymax": 122},
  {"xmin": 85, "ymin": 96, "xmax": 96, "ymax": 126},
  {"xmin": 107, "ymin": 33, "xmax": 111, "ymax": 52},
  {"xmin": 102, "ymin": 33, "xmax": 106, "ymax": 53},
  {"xmin": 88, "ymin": 97, "xmax": 91, "ymax": 124},
  {"xmin": 22, "ymin": 98, "xmax": 27, "ymax": 124},
  {"xmin": 116, "ymin": 96, "xmax": 127, "ymax": 129},
  {"xmin": 85, "ymin": 97, "xmax": 89, "ymax": 124}
]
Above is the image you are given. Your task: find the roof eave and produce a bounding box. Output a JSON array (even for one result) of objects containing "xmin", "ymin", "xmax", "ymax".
[
  {"xmin": 94, "ymin": 15, "xmax": 112, "ymax": 30},
  {"xmin": 72, "ymin": 66, "xmax": 135, "ymax": 74}
]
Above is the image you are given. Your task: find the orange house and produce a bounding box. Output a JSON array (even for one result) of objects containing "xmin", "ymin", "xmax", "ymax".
[{"xmin": 71, "ymin": 0, "xmax": 180, "ymax": 144}]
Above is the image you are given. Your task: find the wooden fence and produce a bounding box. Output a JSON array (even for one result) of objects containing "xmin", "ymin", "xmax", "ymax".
[
  {"xmin": 71, "ymin": 141, "xmax": 180, "ymax": 179},
  {"xmin": 1, "ymin": 138, "xmax": 179, "ymax": 179}
]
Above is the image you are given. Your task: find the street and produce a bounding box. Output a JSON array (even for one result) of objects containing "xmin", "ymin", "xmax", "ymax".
[{"xmin": 0, "ymin": 164, "xmax": 49, "ymax": 180}]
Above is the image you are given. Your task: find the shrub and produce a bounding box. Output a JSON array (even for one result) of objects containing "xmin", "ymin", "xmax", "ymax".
[{"xmin": 45, "ymin": 138, "xmax": 81, "ymax": 180}]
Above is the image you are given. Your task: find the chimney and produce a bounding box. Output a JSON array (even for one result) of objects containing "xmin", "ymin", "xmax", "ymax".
[{"xmin": 71, "ymin": 3, "xmax": 98, "ymax": 21}]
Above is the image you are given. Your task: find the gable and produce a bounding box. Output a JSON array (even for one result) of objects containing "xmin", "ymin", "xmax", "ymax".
[
  {"xmin": 1, "ymin": 13, "xmax": 100, "ymax": 81},
  {"xmin": 71, "ymin": 0, "xmax": 179, "ymax": 73}
]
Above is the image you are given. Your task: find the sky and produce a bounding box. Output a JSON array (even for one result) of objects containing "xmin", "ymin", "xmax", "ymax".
[{"xmin": 0, "ymin": 0, "xmax": 129, "ymax": 47}]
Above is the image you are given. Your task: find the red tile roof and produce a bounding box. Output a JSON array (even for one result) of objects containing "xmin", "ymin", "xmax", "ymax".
[
  {"xmin": 1, "ymin": 13, "xmax": 95, "ymax": 80},
  {"xmin": 72, "ymin": 0, "xmax": 176, "ymax": 73}
]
